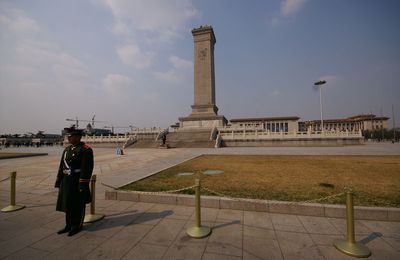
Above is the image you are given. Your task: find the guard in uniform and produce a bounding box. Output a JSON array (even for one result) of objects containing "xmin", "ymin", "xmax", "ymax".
[{"xmin": 55, "ymin": 127, "xmax": 93, "ymax": 236}]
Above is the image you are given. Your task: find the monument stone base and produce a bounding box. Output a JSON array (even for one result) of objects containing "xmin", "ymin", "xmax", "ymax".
[
  {"xmin": 179, "ymin": 115, "xmax": 227, "ymax": 129},
  {"xmin": 190, "ymin": 104, "xmax": 219, "ymax": 115}
]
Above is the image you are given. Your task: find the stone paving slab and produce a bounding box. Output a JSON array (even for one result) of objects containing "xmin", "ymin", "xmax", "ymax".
[
  {"xmin": 0, "ymin": 145, "xmax": 399, "ymax": 259},
  {"xmin": 11, "ymin": 194, "xmax": 400, "ymax": 260}
]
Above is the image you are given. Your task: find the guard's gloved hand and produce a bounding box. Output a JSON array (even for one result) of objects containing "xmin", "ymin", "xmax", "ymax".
[
  {"xmin": 55, "ymin": 180, "xmax": 60, "ymax": 188},
  {"xmin": 79, "ymin": 183, "xmax": 89, "ymax": 192}
]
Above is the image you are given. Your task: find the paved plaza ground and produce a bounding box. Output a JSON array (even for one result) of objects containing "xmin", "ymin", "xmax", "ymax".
[{"xmin": 0, "ymin": 143, "xmax": 399, "ymax": 259}]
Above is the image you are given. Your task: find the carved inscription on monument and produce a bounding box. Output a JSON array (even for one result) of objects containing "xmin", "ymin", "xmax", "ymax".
[{"xmin": 198, "ymin": 48, "xmax": 208, "ymax": 60}]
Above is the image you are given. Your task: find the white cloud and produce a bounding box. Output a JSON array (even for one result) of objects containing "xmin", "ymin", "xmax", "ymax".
[
  {"xmin": 270, "ymin": 0, "xmax": 307, "ymax": 27},
  {"xmin": 281, "ymin": 0, "xmax": 307, "ymax": 17},
  {"xmin": 116, "ymin": 44, "xmax": 153, "ymax": 69},
  {"xmin": 153, "ymin": 55, "xmax": 193, "ymax": 84},
  {"xmin": 15, "ymin": 40, "xmax": 86, "ymax": 69},
  {"xmin": 0, "ymin": 4, "xmax": 194, "ymax": 134},
  {"xmin": 11, "ymin": 40, "xmax": 93, "ymax": 93},
  {"xmin": 153, "ymin": 70, "xmax": 182, "ymax": 84},
  {"xmin": 0, "ymin": 7, "xmax": 96, "ymax": 118},
  {"xmin": 0, "ymin": 8, "xmax": 39, "ymax": 32},
  {"xmin": 0, "ymin": 10, "xmax": 96, "ymax": 133},
  {"xmin": 103, "ymin": 0, "xmax": 199, "ymax": 35},
  {"xmin": 112, "ymin": 20, "xmax": 130, "ymax": 37},
  {"xmin": 100, "ymin": 1, "xmax": 200, "ymax": 71},
  {"xmin": 102, "ymin": 73, "xmax": 134, "ymax": 90},
  {"xmin": 169, "ymin": 55, "xmax": 192, "ymax": 69}
]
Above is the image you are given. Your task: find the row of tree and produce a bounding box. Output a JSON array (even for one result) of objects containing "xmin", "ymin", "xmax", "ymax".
[{"xmin": 0, "ymin": 131, "xmax": 53, "ymax": 138}]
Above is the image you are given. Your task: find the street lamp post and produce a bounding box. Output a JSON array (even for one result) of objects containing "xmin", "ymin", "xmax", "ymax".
[{"xmin": 314, "ymin": 80, "xmax": 327, "ymax": 132}]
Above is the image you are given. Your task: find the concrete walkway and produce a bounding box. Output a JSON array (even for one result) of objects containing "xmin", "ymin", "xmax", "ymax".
[{"xmin": 0, "ymin": 144, "xmax": 399, "ymax": 259}]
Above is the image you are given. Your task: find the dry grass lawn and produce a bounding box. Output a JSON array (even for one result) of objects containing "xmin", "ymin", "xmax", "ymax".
[{"xmin": 121, "ymin": 155, "xmax": 400, "ymax": 207}]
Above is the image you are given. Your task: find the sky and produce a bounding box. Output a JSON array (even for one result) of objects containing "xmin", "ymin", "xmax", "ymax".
[{"xmin": 1, "ymin": 0, "xmax": 399, "ymax": 134}]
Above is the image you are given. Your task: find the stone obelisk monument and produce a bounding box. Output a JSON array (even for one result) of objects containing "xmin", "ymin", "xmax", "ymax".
[{"xmin": 179, "ymin": 25, "xmax": 227, "ymax": 128}]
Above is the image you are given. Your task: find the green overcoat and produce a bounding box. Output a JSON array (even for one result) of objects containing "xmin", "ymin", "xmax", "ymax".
[{"xmin": 56, "ymin": 142, "xmax": 93, "ymax": 212}]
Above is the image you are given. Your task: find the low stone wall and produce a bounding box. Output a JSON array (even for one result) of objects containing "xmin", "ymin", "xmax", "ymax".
[
  {"xmin": 105, "ymin": 190, "xmax": 400, "ymax": 221},
  {"xmin": 85, "ymin": 142, "xmax": 125, "ymax": 148},
  {"xmin": 222, "ymin": 138, "xmax": 364, "ymax": 147}
]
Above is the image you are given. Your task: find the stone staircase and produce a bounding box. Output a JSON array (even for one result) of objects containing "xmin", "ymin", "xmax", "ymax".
[
  {"xmin": 166, "ymin": 129, "xmax": 215, "ymax": 148},
  {"xmin": 125, "ymin": 128, "xmax": 217, "ymax": 148},
  {"xmin": 126, "ymin": 132, "xmax": 161, "ymax": 148},
  {"xmin": 128, "ymin": 139, "xmax": 161, "ymax": 148}
]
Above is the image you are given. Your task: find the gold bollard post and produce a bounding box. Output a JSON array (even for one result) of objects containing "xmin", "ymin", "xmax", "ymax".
[
  {"xmin": 186, "ymin": 179, "xmax": 212, "ymax": 238},
  {"xmin": 84, "ymin": 174, "xmax": 105, "ymax": 223},
  {"xmin": 334, "ymin": 190, "xmax": 371, "ymax": 257},
  {"xmin": 1, "ymin": 172, "xmax": 25, "ymax": 212}
]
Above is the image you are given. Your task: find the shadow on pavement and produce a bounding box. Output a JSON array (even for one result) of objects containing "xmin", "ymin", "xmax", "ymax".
[
  {"xmin": 360, "ymin": 232, "xmax": 383, "ymax": 245},
  {"xmin": 86, "ymin": 210, "xmax": 173, "ymax": 231},
  {"xmin": 213, "ymin": 220, "xmax": 241, "ymax": 230}
]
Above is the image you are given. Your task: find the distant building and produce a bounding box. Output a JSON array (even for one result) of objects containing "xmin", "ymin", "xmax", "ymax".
[
  {"xmin": 229, "ymin": 116, "xmax": 300, "ymax": 132},
  {"xmin": 229, "ymin": 114, "xmax": 389, "ymax": 133},
  {"xmin": 303, "ymin": 114, "xmax": 389, "ymax": 132}
]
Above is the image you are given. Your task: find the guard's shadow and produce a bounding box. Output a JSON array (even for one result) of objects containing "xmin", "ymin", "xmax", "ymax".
[{"xmin": 85, "ymin": 210, "xmax": 173, "ymax": 232}]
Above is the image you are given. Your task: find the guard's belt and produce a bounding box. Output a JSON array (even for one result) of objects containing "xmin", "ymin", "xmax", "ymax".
[{"xmin": 63, "ymin": 169, "xmax": 82, "ymax": 175}]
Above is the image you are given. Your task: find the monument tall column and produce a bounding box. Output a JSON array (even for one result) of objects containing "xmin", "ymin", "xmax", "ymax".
[
  {"xmin": 191, "ymin": 26, "xmax": 218, "ymax": 116},
  {"xmin": 179, "ymin": 25, "xmax": 227, "ymax": 129}
]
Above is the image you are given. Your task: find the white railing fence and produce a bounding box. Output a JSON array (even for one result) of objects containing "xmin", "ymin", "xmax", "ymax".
[
  {"xmin": 74, "ymin": 127, "xmax": 362, "ymax": 145},
  {"xmin": 76, "ymin": 127, "xmax": 165, "ymax": 144},
  {"xmin": 218, "ymin": 128, "xmax": 362, "ymax": 140}
]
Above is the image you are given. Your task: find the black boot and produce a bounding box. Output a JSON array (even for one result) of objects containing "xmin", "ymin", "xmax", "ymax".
[
  {"xmin": 57, "ymin": 226, "xmax": 70, "ymax": 235},
  {"xmin": 68, "ymin": 228, "xmax": 81, "ymax": 236}
]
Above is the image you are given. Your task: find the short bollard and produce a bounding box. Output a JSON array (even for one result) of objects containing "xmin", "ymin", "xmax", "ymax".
[
  {"xmin": 186, "ymin": 179, "xmax": 212, "ymax": 238},
  {"xmin": 84, "ymin": 175, "xmax": 105, "ymax": 223},
  {"xmin": 334, "ymin": 190, "xmax": 371, "ymax": 257},
  {"xmin": 1, "ymin": 171, "xmax": 25, "ymax": 212}
]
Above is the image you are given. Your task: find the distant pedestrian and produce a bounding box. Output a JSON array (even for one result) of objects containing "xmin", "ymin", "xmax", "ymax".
[
  {"xmin": 116, "ymin": 147, "xmax": 124, "ymax": 155},
  {"xmin": 54, "ymin": 127, "xmax": 94, "ymax": 236}
]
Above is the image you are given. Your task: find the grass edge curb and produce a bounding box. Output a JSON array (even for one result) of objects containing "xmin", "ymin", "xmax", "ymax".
[{"xmin": 105, "ymin": 190, "xmax": 400, "ymax": 222}]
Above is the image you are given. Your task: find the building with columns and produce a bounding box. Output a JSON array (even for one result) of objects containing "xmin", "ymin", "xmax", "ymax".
[
  {"xmin": 229, "ymin": 114, "xmax": 389, "ymax": 133},
  {"xmin": 229, "ymin": 117, "xmax": 300, "ymax": 132},
  {"xmin": 303, "ymin": 114, "xmax": 389, "ymax": 132}
]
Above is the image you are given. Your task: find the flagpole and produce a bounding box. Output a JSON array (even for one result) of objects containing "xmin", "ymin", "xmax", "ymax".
[
  {"xmin": 314, "ymin": 80, "xmax": 327, "ymax": 133},
  {"xmin": 393, "ymin": 105, "xmax": 396, "ymax": 142},
  {"xmin": 320, "ymin": 86, "xmax": 323, "ymax": 132}
]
